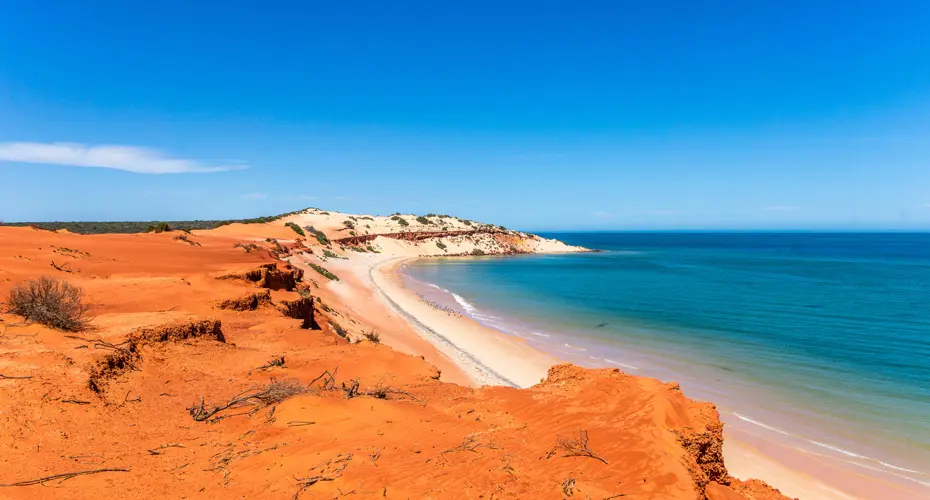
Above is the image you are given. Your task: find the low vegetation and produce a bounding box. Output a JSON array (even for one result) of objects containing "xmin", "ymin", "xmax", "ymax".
[
  {"xmin": 436, "ymin": 241, "xmax": 447, "ymax": 250},
  {"xmin": 2, "ymin": 208, "xmax": 313, "ymax": 234},
  {"xmin": 173, "ymin": 234, "xmax": 201, "ymax": 246},
  {"xmin": 309, "ymin": 263, "xmax": 339, "ymax": 281},
  {"xmin": 416, "ymin": 216, "xmax": 432, "ymax": 225},
  {"xmin": 470, "ymin": 249, "xmax": 486, "ymax": 256},
  {"xmin": 5, "ymin": 277, "xmax": 88, "ymax": 331},
  {"xmin": 322, "ymin": 249, "xmax": 340, "ymax": 259},
  {"xmin": 362, "ymin": 330, "xmax": 381, "ymax": 343},
  {"xmin": 309, "ymin": 228, "xmax": 330, "ymax": 245},
  {"xmin": 147, "ymin": 222, "xmax": 172, "ymax": 233},
  {"xmin": 233, "ymin": 242, "xmax": 260, "ymax": 253},
  {"xmin": 285, "ymin": 222, "xmax": 306, "ymax": 236},
  {"xmin": 390, "ymin": 215, "xmax": 410, "ymax": 227}
]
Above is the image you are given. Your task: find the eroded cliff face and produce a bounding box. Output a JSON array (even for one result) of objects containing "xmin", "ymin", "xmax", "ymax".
[{"xmin": 0, "ymin": 224, "xmax": 787, "ymax": 499}]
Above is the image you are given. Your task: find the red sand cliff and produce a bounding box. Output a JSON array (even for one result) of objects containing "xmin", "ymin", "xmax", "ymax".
[{"xmin": 0, "ymin": 226, "xmax": 789, "ymax": 499}]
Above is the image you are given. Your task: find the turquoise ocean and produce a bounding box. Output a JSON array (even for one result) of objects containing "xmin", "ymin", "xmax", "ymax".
[{"xmin": 402, "ymin": 232, "xmax": 930, "ymax": 490}]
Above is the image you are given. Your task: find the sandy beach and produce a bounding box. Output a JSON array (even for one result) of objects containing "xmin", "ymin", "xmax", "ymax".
[{"xmin": 359, "ymin": 252, "xmax": 929, "ymax": 500}]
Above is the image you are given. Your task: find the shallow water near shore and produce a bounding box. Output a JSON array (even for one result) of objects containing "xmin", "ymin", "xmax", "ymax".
[{"xmin": 402, "ymin": 232, "xmax": 930, "ymax": 494}]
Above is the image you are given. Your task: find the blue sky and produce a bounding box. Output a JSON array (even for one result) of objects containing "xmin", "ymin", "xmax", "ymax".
[{"xmin": 1, "ymin": 1, "xmax": 929, "ymax": 230}]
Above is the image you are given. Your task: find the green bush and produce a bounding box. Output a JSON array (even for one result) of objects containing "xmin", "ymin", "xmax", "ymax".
[
  {"xmin": 462, "ymin": 220, "xmax": 472, "ymax": 226},
  {"xmin": 323, "ymin": 249, "xmax": 339, "ymax": 259},
  {"xmin": 146, "ymin": 222, "xmax": 172, "ymax": 233},
  {"xmin": 5, "ymin": 277, "xmax": 88, "ymax": 331},
  {"xmin": 391, "ymin": 216, "xmax": 409, "ymax": 227},
  {"xmin": 313, "ymin": 231, "xmax": 330, "ymax": 245},
  {"xmin": 285, "ymin": 222, "xmax": 305, "ymax": 236},
  {"xmin": 416, "ymin": 216, "xmax": 431, "ymax": 225},
  {"xmin": 470, "ymin": 248, "xmax": 486, "ymax": 256},
  {"xmin": 436, "ymin": 241, "xmax": 447, "ymax": 250},
  {"xmin": 309, "ymin": 263, "xmax": 339, "ymax": 281}
]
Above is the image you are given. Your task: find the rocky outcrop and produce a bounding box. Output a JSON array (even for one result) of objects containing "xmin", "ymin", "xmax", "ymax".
[
  {"xmin": 128, "ymin": 319, "xmax": 225, "ymax": 344},
  {"xmin": 217, "ymin": 262, "xmax": 303, "ymax": 291},
  {"xmin": 215, "ymin": 290, "xmax": 273, "ymax": 311}
]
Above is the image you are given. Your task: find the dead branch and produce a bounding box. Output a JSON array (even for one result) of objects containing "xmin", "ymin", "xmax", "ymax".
[
  {"xmin": 341, "ymin": 379, "xmax": 360, "ymax": 398},
  {"xmin": 561, "ymin": 477, "xmax": 576, "ymax": 497},
  {"xmin": 293, "ymin": 453, "xmax": 353, "ymax": 499},
  {"xmin": 147, "ymin": 443, "xmax": 185, "ymax": 456},
  {"xmin": 255, "ymin": 355, "xmax": 285, "ymax": 371},
  {"xmin": 0, "ymin": 373, "xmax": 32, "ymax": 380},
  {"xmin": 122, "ymin": 391, "xmax": 142, "ymax": 405},
  {"xmin": 188, "ymin": 378, "xmax": 306, "ymax": 422},
  {"xmin": 61, "ymin": 399, "xmax": 91, "ymax": 405},
  {"xmin": 553, "ymin": 430, "xmax": 608, "ymax": 465},
  {"xmin": 0, "ymin": 468, "xmax": 130, "ymax": 487},
  {"xmin": 369, "ymin": 448, "xmax": 381, "ymax": 467},
  {"xmin": 50, "ymin": 261, "xmax": 74, "ymax": 273},
  {"xmin": 308, "ymin": 367, "xmax": 339, "ymax": 390},
  {"xmin": 287, "ymin": 421, "xmax": 316, "ymax": 427}
]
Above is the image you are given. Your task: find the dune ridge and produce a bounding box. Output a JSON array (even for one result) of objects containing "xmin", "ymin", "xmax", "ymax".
[{"xmin": 0, "ymin": 209, "xmax": 787, "ymax": 499}]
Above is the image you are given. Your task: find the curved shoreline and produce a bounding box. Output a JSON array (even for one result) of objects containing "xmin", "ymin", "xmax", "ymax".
[
  {"xmin": 369, "ymin": 256, "xmax": 556, "ymax": 389},
  {"xmin": 369, "ymin": 257, "xmax": 517, "ymax": 387},
  {"xmin": 372, "ymin": 254, "xmax": 930, "ymax": 500}
]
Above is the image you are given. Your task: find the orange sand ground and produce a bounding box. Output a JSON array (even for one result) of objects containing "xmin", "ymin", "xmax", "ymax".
[{"xmin": 0, "ymin": 225, "xmax": 788, "ymax": 499}]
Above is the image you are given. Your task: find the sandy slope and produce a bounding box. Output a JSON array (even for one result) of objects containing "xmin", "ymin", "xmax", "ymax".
[{"xmin": 0, "ymin": 212, "xmax": 787, "ymax": 500}]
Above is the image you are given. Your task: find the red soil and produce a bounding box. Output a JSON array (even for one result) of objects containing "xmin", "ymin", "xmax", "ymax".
[{"xmin": 0, "ymin": 226, "xmax": 788, "ymax": 499}]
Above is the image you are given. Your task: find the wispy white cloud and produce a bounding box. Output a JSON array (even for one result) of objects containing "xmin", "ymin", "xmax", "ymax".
[
  {"xmin": 765, "ymin": 205, "xmax": 801, "ymax": 212},
  {"xmin": 240, "ymin": 193, "xmax": 268, "ymax": 201},
  {"xmin": 0, "ymin": 142, "xmax": 245, "ymax": 174}
]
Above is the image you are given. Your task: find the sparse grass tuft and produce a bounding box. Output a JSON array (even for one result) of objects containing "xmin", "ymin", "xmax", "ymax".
[
  {"xmin": 5, "ymin": 277, "xmax": 88, "ymax": 331},
  {"xmin": 309, "ymin": 263, "xmax": 339, "ymax": 281},
  {"xmin": 285, "ymin": 222, "xmax": 306, "ymax": 236},
  {"xmin": 173, "ymin": 234, "xmax": 201, "ymax": 246},
  {"xmin": 362, "ymin": 330, "xmax": 381, "ymax": 343},
  {"xmin": 436, "ymin": 241, "xmax": 447, "ymax": 250},
  {"xmin": 416, "ymin": 216, "xmax": 431, "ymax": 225}
]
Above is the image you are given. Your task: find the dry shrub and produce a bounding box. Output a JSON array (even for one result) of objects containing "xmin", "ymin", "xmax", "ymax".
[
  {"xmin": 188, "ymin": 378, "xmax": 307, "ymax": 422},
  {"xmin": 5, "ymin": 277, "xmax": 88, "ymax": 331}
]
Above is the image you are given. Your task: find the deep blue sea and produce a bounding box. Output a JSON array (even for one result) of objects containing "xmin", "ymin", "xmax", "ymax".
[{"xmin": 403, "ymin": 232, "xmax": 930, "ymax": 487}]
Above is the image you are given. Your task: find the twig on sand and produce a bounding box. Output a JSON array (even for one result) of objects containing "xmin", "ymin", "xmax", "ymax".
[
  {"xmin": 287, "ymin": 421, "xmax": 316, "ymax": 427},
  {"xmin": 61, "ymin": 399, "xmax": 91, "ymax": 405},
  {"xmin": 255, "ymin": 355, "xmax": 286, "ymax": 371},
  {"xmin": 0, "ymin": 468, "xmax": 130, "ymax": 487},
  {"xmin": 308, "ymin": 367, "xmax": 339, "ymax": 390},
  {"xmin": 147, "ymin": 443, "xmax": 185, "ymax": 456},
  {"xmin": 0, "ymin": 374, "xmax": 32, "ymax": 380},
  {"xmin": 188, "ymin": 378, "xmax": 306, "ymax": 422},
  {"xmin": 293, "ymin": 453, "xmax": 352, "ymax": 499},
  {"xmin": 551, "ymin": 430, "xmax": 608, "ymax": 465}
]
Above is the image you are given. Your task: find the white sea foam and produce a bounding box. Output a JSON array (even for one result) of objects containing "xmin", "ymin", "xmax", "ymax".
[
  {"xmin": 529, "ymin": 331, "xmax": 551, "ymax": 338},
  {"xmin": 452, "ymin": 292, "xmax": 478, "ymax": 315},
  {"xmin": 732, "ymin": 412, "xmax": 793, "ymax": 437},
  {"xmin": 734, "ymin": 413, "xmax": 930, "ymax": 484},
  {"xmin": 810, "ymin": 440, "xmax": 867, "ymax": 459},
  {"xmin": 603, "ymin": 359, "xmax": 639, "ymax": 370}
]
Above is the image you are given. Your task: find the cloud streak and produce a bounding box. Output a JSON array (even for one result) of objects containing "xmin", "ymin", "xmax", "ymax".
[{"xmin": 0, "ymin": 142, "xmax": 245, "ymax": 174}]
